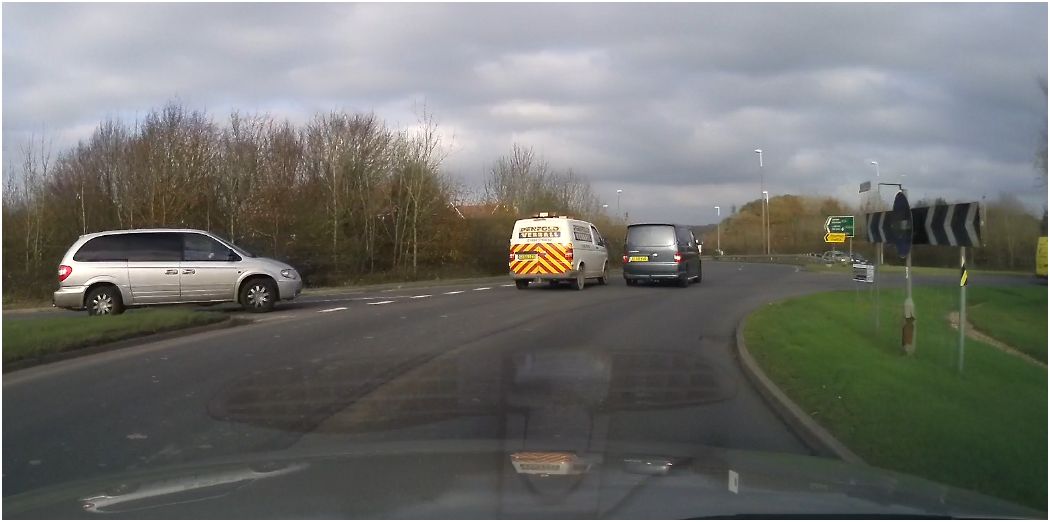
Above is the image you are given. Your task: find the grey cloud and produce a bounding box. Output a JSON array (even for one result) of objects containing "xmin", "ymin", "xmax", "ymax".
[{"xmin": 3, "ymin": 2, "xmax": 1046, "ymax": 223}]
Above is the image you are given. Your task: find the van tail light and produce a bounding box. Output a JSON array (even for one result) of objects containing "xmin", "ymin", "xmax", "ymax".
[
  {"xmin": 673, "ymin": 252, "xmax": 683, "ymax": 263},
  {"xmin": 622, "ymin": 255, "xmax": 629, "ymax": 263},
  {"xmin": 58, "ymin": 265, "xmax": 72, "ymax": 282},
  {"xmin": 565, "ymin": 247, "xmax": 574, "ymax": 261},
  {"xmin": 509, "ymin": 252, "xmax": 516, "ymax": 261}
]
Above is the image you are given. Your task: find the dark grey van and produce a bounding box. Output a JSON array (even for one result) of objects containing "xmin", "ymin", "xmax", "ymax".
[{"xmin": 622, "ymin": 224, "xmax": 702, "ymax": 287}]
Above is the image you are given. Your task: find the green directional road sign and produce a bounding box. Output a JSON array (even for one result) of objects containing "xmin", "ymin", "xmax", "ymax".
[{"xmin": 825, "ymin": 215, "xmax": 855, "ymax": 237}]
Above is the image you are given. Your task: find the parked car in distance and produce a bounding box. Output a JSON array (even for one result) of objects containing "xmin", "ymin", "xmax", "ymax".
[
  {"xmin": 821, "ymin": 250, "xmax": 851, "ymax": 264},
  {"xmin": 623, "ymin": 223, "xmax": 702, "ymax": 287},
  {"xmin": 54, "ymin": 229, "xmax": 303, "ymax": 316}
]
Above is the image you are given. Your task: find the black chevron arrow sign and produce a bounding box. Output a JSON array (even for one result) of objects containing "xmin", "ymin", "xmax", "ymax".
[{"xmin": 867, "ymin": 202, "xmax": 981, "ymax": 247}]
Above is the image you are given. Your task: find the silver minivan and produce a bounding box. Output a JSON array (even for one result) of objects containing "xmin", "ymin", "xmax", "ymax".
[{"xmin": 53, "ymin": 229, "xmax": 303, "ymax": 315}]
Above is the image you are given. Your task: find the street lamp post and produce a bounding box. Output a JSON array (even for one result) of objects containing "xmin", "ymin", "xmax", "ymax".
[
  {"xmin": 754, "ymin": 149, "xmax": 767, "ymax": 255},
  {"xmin": 616, "ymin": 189, "xmax": 623, "ymax": 219},
  {"xmin": 762, "ymin": 190, "xmax": 769, "ymax": 255},
  {"xmin": 714, "ymin": 206, "xmax": 721, "ymax": 255}
]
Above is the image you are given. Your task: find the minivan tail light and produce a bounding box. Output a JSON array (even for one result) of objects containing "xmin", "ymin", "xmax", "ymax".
[
  {"xmin": 58, "ymin": 265, "xmax": 72, "ymax": 282},
  {"xmin": 673, "ymin": 252, "xmax": 683, "ymax": 263},
  {"xmin": 622, "ymin": 255, "xmax": 629, "ymax": 263}
]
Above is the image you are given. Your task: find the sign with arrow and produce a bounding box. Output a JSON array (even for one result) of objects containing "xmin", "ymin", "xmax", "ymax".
[
  {"xmin": 824, "ymin": 232, "xmax": 847, "ymax": 243},
  {"xmin": 825, "ymin": 215, "xmax": 855, "ymax": 237},
  {"xmin": 866, "ymin": 202, "xmax": 981, "ymax": 247}
]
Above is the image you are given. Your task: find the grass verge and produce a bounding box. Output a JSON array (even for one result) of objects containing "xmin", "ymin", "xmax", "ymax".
[
  {"xmin": 3, "ymin": 309, "xmax": 226, "ymax": 364},
  {"xmin": 966, "ymin": 286, "xmax": 1048, "ymax": 363},
  {"xmin": 743, "ymin": 285, "xmax": 1048, "ymax": 510},
  {"xmin": 805, "ymin": 263, "xmax": 1030, "ymax": 277}
]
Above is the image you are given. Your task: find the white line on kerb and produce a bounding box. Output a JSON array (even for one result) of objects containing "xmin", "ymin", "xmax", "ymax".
[
  {"xmin": 444, "ymin": 290, "xmax": 465, "ymax": 295},
  {"xmin": 367, "ymin": 300, "xmax": 395, "ymax": 305},
  {"xmin": 410, "ymin": 295, "xmax": 431, "ymax": 299},
  {"xmin": 319, "ymin": 307, "xmax": 348, "ymax": 313},
  {"xmin": 473, "ymin": 287, "xmax": 492, "ymax": 291}
]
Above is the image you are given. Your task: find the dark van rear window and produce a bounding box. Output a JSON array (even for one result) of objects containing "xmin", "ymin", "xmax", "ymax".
[{"xmin": 626, "ymin": 225, "xmax": 676, "ymax": 247}]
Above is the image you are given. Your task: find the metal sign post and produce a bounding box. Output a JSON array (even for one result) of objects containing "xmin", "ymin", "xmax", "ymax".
[
  {"xmin": 866, "ymin": 199, "xmax": 981, "ymax": 363},
  {"xmin": 958, "ymin": 247, "xmax": 968, "ymax": 374}
]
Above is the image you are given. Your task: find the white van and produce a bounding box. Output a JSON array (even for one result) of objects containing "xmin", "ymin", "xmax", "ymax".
[{"xmin": 509, "ymin": 213, "xmax": 609, "ymax": 290}]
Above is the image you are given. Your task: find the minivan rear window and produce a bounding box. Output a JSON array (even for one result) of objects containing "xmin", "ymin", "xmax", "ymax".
[
  {"xmin": 627, "ymin": 225, "xmax": 676, "ymax": 247},
  {"xmin": 73, "ymin": 235, "xmax": 128, "ymax": 262}
]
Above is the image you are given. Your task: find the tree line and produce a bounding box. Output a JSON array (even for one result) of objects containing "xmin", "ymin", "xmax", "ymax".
[
  {"xmin": 1, "ymin": 102, "xmax": 614, "ymax": 302},
  {"xmin": 3, "ymin": 100, "xmax": 1044, "ymax": 303}
]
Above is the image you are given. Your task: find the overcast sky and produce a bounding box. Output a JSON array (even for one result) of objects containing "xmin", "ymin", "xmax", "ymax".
[{"xmin": 3, "ymin": 3, "xmax": 1047, "ymax": 223}]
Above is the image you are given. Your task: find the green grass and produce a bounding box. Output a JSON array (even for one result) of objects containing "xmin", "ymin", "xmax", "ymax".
[
  {"xmin": 966, "ymin": 286, "xmax": 1048, "ymax": 363},
  {"xmin": 744, "ymin": 286, "xmax": 1048, "ymax": 510},
  {"xmin": 806, "ymin": 263, "xmax": 1030, "ymax": 277},
  {"xmin": 2, "ymin": 309, "xmax": 226, "ymax": 364}
]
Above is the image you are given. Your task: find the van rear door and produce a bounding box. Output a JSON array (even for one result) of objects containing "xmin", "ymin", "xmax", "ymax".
[
  {"xmin": 625, "ymin": 224, "xmax": 677, "ymax": 262},
  {"xmin": 510, "ymin": 219, "xmax": 573, "ymax": 277}
]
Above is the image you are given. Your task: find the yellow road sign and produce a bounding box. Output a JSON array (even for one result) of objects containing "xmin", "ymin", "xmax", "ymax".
[{"xmin": 824, "ymin": 232, "xmax": 847, "ymax": 243}]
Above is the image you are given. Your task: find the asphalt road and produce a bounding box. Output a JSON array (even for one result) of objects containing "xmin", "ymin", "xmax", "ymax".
[{"xmin": 1, "ymin": 262, "xmax": 1035, "ymax": 498}]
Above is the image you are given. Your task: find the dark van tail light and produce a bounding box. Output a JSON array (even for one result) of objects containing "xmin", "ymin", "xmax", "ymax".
[
  {"xmin": 622, "ymin": 254, "xmax": 628, "ymax": 263},
  {"xmin": 673, "ymin": 252, "xmax": 683, "ymax": 263},
  {"xmin": 58, "ymin": 265, "xmax": 72, "ymax": 282}
]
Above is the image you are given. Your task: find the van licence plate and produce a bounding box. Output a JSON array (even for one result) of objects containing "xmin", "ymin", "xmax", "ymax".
[
  {"xmin": 628, "ymin": 256, "xmax": 649, "ymax": 262},
  {"xmin": 517, "ymin": 253, "xmax": 538, "ymax": 260}
]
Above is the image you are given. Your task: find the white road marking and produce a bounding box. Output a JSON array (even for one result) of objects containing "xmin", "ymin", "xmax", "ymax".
[
  {"xmin": 410, "ymin": 295, "xmax": 432, "ymax": 299},
  {"xmin": 319, "ymin": 307, "xmax": 348, "ymax": 313},
  {"xmin": 501, "ymin": 284, "xmax": 515, "ymax": 287},
  {"xmin": 728, "ymin": 470, "xmax": 739, "ymax": 494},
  {"xmin": 473, "ymin": 287, "xmax": 492, "ymax": 291},
  {"xmin": 367, "ymin": 300, "xmax": 394, "ymax": 305},
  {"xmin": 444, "ymin": 290, "xmax": 464, "ymax": 295}
]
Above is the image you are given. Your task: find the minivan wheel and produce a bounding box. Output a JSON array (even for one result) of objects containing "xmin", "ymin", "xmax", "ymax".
[
  {"xmin": 573, "ymin": 266, "xmax": 586, "ymax": 291},
  {"xmin": 241, "ymin": 278, "xmax": 277, "ymax": 313},
  {"xmin": 515, "ymin": 279, "xmax": 529, "ymax": 289},
  {"xmin": 86, "ymin": 285, "xmax": 124, "ymax": 316}
]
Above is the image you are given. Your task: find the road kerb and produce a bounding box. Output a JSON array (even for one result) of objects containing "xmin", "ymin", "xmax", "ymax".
[
  {"xmin": 734, "ymin": 314, "xmax": 865, "ymax": 465},
  {"xmin": 2, "ymin": 316, "xmax": 246, "ymax": 374}
]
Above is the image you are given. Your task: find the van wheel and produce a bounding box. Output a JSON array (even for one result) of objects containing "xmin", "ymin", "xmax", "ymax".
[
  {"xmin": 515, "ymin": 280, "xmax": 529, "ymax": 289},
  {"xmin": 86, "ymin": 285, "xmax": 124, "ymax": 316},
  {"xmin": 241, "ymin": 278, "xmax": 277, "ymax": 313},
  {"xmin": 696, "ymin": 264, "xmax": 703, "ymax": 284},
  {"xmin": 597, "ymin": 263, "xmax": 608, "ymax": 285},
  {"xmin": 677, "ymin": 275, "xmax": 689, "ymax": 288},
  {"xmin": 573, "ymin": 266, "xmax": 586, "ymax": 291}
]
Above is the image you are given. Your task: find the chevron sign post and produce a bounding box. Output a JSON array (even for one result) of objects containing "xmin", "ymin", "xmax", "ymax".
[{"xmin": 866, "ymin": 201, "xmax": 982, "ymax": 372}]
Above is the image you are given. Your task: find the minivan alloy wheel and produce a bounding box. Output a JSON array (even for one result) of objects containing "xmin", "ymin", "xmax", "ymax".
[
  {"xmin": 91, "ymin": 293, "xmax": 114, "ymax": 315},
  {"xmin": 247, "ymin": 284, "xmax": 270, "ymax": 308}
]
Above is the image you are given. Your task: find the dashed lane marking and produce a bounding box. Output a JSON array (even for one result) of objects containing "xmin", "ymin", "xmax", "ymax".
[
  {"xmin": 473, "ymin": 287, "xmax": 492, "ymax": 291},
  {"xmin": 410, "ymin": 295, "xmax": 432, "ymax": 299},
  {"xmin": 319, "ymin": 307, "xmax": 348, "ymax": 313},
  {"xmin": 367, "ymin": 300, "xmax": 395, "ymax": 305},
  {"xmin": 444, "ymin": 290, "xmax": 464, "ymax": 295}
]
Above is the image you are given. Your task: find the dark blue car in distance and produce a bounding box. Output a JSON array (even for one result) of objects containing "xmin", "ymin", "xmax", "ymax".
[{"xmin": 622, "ymin": 223, "xmax": 702, "ymax": 287}]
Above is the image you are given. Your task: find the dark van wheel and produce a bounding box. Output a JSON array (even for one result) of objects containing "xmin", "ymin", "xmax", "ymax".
[
  {"xmin": 86, "ymin": 285, "xmax": 124, "ymax": 316},
  {"xmin": 677, "ymin": 275, "xmax": 689, "ymax": 288},
  {"xmin": 241, "ymin": 278, "xmax": 277, "ymax": 313},
  {"xmin": 515, "ymin": 280, "xmax": 529, "ymax": 289}
]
